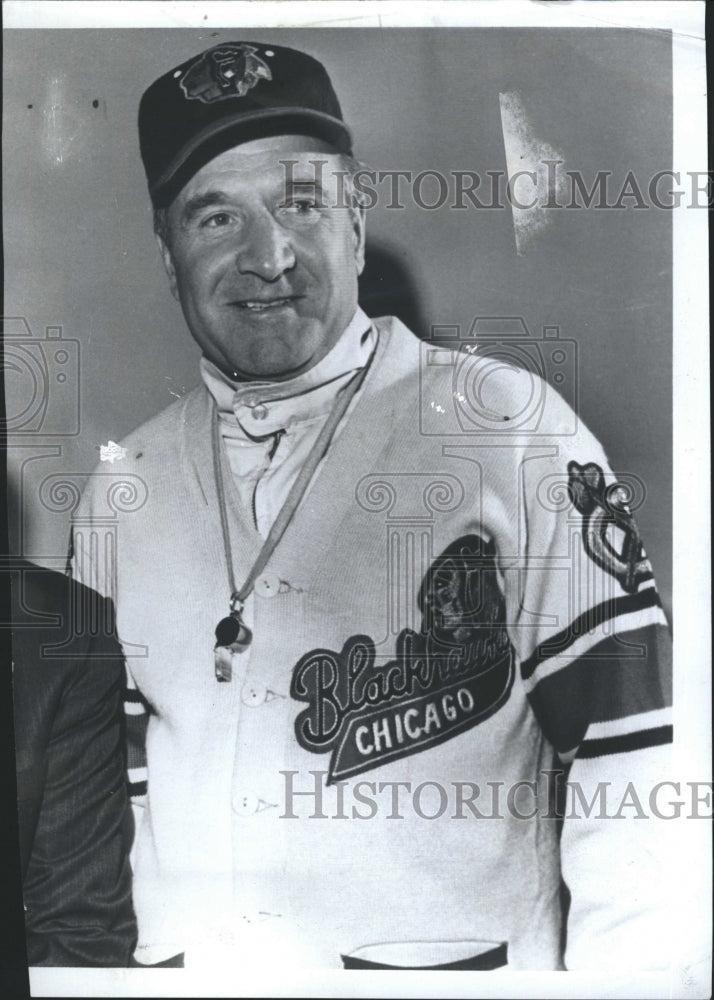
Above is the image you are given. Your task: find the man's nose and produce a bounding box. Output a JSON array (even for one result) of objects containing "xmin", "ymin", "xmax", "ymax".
[{"xmin": 235, "ymin": 213, "xmax": 296, "ymax": 280}]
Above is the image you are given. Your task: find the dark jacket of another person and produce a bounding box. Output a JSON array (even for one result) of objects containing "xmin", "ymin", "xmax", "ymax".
[{"xmin": 11, "ymin": 561, "xmax": 137, "ymax": 966}]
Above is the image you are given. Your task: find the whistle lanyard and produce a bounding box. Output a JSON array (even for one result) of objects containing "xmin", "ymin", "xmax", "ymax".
[{"xmin": 211, "ymin": 348, "xmax": 373, "ymax": 681}]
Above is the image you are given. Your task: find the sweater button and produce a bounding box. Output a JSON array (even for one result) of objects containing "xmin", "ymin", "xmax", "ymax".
[
  {"xmin": 233, "ymin": 791, "xmax": 259, "ymax": 816},
  {"xmin": 241, "ymin": 682, "xmax": 267, "ymax": 706},
  {"xmin": 255, "ymin": 572, "xmax": 280, "ymax": 597},
  {"xmin": 252, "ymin": 404, "xmax": 268, "ymax": 420}
]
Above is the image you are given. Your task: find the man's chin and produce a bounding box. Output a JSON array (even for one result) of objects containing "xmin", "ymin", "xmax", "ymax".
[
  {"xmin": 202, "ymin": 315, "xmax": 340, "ymax": 380},
  {"xmin": 220, "ymin": 349, "xmax": 320, "ymax": 382}
]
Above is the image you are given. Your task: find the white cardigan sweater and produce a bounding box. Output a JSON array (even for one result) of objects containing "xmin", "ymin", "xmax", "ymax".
[{"xmin": 72, "ymin": 317, "xmax": 672, "ymax": 971}]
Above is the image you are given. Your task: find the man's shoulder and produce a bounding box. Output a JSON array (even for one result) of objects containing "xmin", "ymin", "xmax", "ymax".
[
  {"xmin": 370, "ymin": 314, "xmax": 422, "ymax": 380},
  {"xmin": 416, "ymin": 340, "xmax": 583, "ymax": 441},
  {"xmin": 366, "ymin": 318, "xmax": 589, "ymax": 446},
  {"xmin": 76, "ymin": 386, "xmax": 210, "ymax": 515},
  {"xmin": 90, "ymin": 385, "xmax": 207, "ymax": 473},
  {"xmin": 116, "ymin": 384, "xmax": 208, "ymax": 458}
]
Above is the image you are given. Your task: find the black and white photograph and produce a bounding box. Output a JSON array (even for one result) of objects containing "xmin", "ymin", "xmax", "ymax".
[{"xmin": 1, "ymin": 1, "xmax": 710, "ymax": 997}]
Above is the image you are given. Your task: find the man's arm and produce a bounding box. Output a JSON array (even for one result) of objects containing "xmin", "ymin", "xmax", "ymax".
[
  {"xmin": 528, "ymin": 621, "xmax": 672, "ymax": 968},
  {"xmin": 21, "ymin": 602, "xmax": 137, "ymax": 967},
  {"xmin": 514, "ymin": 433, "xmax": 672, "ymax": 969}
]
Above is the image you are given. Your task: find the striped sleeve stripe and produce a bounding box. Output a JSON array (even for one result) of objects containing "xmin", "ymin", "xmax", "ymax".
[
  {"xmin": 124, "ymin": 693, "xmax": 148, "ymax": 716},
  {"xmin": 125, "ymin": 707, "xmax": 149, "ymax": 772},
  {"xmin": 586, "ymin": 705, "xmax": 672, "ymax": 741},
  {"xmin": 128, "ymin": 765, "xmax": 148, "ymax": 799},
  {"xmin": 526, "ymin": 624, "xmax": 671, "ymax": 754},
  {"xmin": 124, "ymin": 688, "xmax": 148, "ymax": 704},
  {"xmin": 522, "ymin": 605, "xmax": 668, "ymax": 693},
  {"xmin": 578, "ymin": 724, "xmax": 673, "ymax": 759},
  {"xmin": 124, "ymin": 700, "xmax": 148, "ymax": 716},
  {"xmin": 521, "ymin": 588, "xmax": 664, "ymax": 682}
]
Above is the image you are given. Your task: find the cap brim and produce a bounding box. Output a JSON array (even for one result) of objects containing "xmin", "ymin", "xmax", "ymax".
[{"xmin": 150, "ymin": 107, "xmax": 353, "ymax": 207}]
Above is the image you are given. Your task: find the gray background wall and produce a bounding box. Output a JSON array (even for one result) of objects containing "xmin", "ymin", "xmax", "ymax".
[{"xmin": 3, "ymin": 27, "xmax": 672, "ymax": 615}]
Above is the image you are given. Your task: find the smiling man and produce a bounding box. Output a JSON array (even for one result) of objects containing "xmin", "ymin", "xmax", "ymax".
[
  {"xmin": 72, "ymin": 41, "xmax": 672, "ymax": 973},
  {"xmin": 156, "ymin": 137, "xmax": 365, "ymax": 380}
]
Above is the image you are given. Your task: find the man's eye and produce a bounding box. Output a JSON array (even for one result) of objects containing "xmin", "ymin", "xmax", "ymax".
[
  {"xmin": 200, "ymin": 212, "xmax": 235, "ymax": 229},
  {"xmin": 282, "ymin": 199, "xmax": 321, "ymax": 214}
]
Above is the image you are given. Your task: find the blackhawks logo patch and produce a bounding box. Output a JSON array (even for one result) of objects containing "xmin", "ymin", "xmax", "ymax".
[
  {"xmin": 290, "ymin": 536, "xmax": 515, "ymax": 783},
  {"xmin": 180, "ymin": 43, "xmax": 272, "ymax": 104},
  {"xmin": 567, "ymin": 460, "xmax": 652, "ymax": 594}
]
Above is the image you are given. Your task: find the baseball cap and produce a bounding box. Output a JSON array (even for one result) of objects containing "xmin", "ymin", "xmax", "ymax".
[{"xmin": 139, "ymin": 41, "xmax": 353, "ymax": 208}]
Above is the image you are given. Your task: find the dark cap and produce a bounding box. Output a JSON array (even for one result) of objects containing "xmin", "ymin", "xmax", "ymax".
[{"xmin": 139, "ymin": 41, "xmax": 353, "ymax": 208}]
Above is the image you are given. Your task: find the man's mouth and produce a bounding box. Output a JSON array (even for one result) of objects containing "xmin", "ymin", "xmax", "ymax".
[{"xmin": 232, "ymin": 296, "xmax": 298, "ymax": 313}]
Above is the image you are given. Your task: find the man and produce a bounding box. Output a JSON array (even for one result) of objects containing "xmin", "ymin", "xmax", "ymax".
[
  {"xmin": 72, "ymin": 41, "xmax": 672, "ymax": 971},
  {"xmin": 11, "ymin": 560, "xmax": 136, "ymax": 966}
]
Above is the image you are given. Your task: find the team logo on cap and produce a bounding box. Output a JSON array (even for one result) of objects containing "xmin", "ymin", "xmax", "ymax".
[{"xmin": 180, "ymin": 43, "xmax": 272, "ymax": 104}]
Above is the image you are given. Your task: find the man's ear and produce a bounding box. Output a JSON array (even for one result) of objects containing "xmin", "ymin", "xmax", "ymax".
[
  {"xmin": 351, "ymin": 206, "xmax": 366, "ymax": 276},
  {"xmin": 156, "ymin": 233, "xmax": 179, "ymax": 300}
]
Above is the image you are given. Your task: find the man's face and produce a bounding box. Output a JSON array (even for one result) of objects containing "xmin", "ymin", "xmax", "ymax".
[{"xmin": 158, "ymin": 135, "xmax": 365, "ymax": 380}]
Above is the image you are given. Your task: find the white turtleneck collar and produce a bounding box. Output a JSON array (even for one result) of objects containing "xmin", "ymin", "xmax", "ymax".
[{"xmin": 198, "ymin": 307, "xmax": 377, "ymax": 537}]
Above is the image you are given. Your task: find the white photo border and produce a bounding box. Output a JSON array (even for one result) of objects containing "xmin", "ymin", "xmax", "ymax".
[{"xmin": 4, "ymin": 2, "xmax": 709, "ymax": 998}]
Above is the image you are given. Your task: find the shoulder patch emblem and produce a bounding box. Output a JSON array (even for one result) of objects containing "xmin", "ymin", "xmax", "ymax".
[
  {"xmin": 567, "ymin": 460, "xmax": 651, "ymax": 594},
  {"xmin": 290, "ymin": 536, "xmax": 515, "ymax": 782},
  {"xmin": 180, "ymin": 43, "xmax": 272, "ymax": 104}
]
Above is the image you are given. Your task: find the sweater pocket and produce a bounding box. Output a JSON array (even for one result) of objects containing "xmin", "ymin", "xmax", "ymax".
[{"xmin": 341, "ymin": 939, "xmax": 508, "ymax": 970}]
